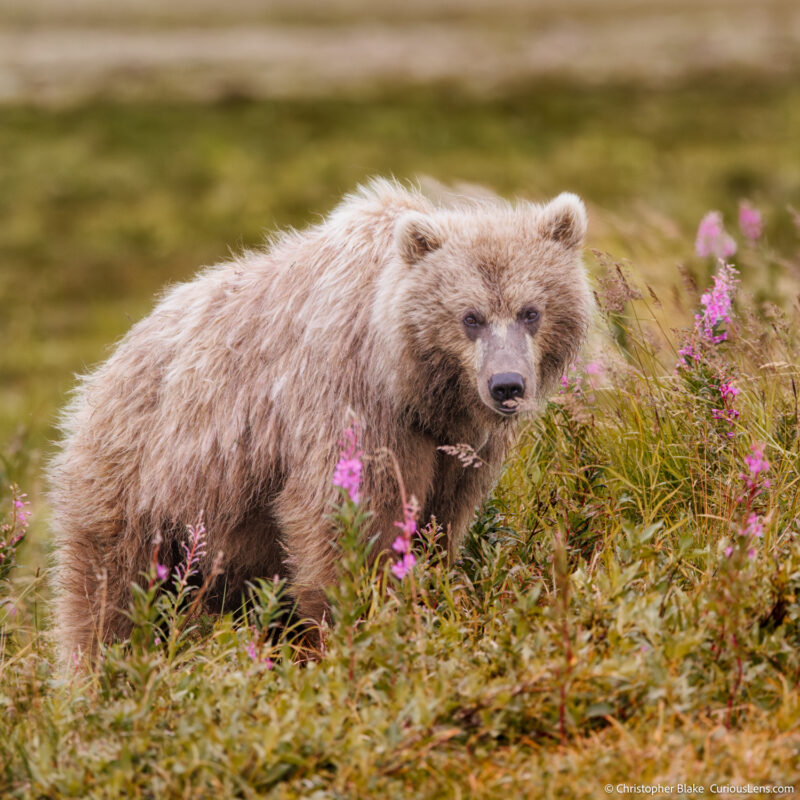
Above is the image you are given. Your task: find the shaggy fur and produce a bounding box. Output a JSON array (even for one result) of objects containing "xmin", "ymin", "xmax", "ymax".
[{"xmin": 48, "ymin": 178, "xmax": 593, "ymax": 661}]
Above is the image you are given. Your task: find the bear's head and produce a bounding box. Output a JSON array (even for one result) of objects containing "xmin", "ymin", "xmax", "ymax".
[{"xmin": 387, "ymin": 193, "xmax": 593, "ymax": 421}]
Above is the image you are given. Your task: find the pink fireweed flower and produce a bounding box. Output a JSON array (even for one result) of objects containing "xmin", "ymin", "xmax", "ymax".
[
  {"xmin": 559, "ymin": 362, "xmax": 583, "ymax": 393},
  {"xmin": 391, "ymin": 495, "xmax": 419, "ymax": 580},
  {"xmin": 391, "ymin": 552, "xmax": 416, "ymax": 580},
  {"xmin": 712, "ymin": 378, "xmax": 741, "ymax": 437},
  {"xmin": 584, "ymin": 359, "xmax": 606, "ymax": 390},
  {"xmin": 744, "ymin": 443, "xmax": 770, "ymax": 478},
  {"xmin": 13, "ymin": 493, "xmax": 31, "ymax": 529},
  {"xmin": 738, "ymin": 202, "xmax": 763, "ymax": 242},
  {"xmin": 585, "ymin": 360, "xmax": 603, "ymax": 376},
  {"xmin": 719, "ymin": 382, "xmax": 740, "ymax": 403},
  {"xmin": 333, "ymin": 423, "xmax": 362, "ymax": 503},
  {"xmin": 696, "ymin": 263, "xmax": 738, "ymax": 344},
  {"xmin": 156, "ymin": 563, "xmax": 169, "ymax": 581},
  {"xmin": 738, "ymin": 442, "xmax": 771, "ymax": 503},
  {"xmin": 246, "ymin": 629, "xmax": 274, "ymax": 667},
  {"xmin": 676, "ymin": 342, "xmax": 700, "ymax": 370},
  {"xmin": 695, "ymin": 211, "xmax": 737, "ymax": 260},
  {"xmin": 744, "ymin": 513, "xmax": 763, "ymax": 539}
]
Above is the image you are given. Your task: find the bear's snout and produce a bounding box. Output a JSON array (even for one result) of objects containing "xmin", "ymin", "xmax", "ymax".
[{"xmin": 488, "ymin": 372, "xmax": 525, "ymax": 412}]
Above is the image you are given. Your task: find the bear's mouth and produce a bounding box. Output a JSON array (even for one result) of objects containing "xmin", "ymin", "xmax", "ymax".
[{"xmin": 494, "ymin": 400, "xmax": 521, "ymax": 417}]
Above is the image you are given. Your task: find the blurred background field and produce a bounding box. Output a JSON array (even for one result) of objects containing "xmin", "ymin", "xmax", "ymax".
[
  {"xmin": 3, "ymin": 0, "xmax": 800, "ymax": 489},
  {"xmin": 2, "ymin": 2, "xmax": 800, "ymax": 795}
]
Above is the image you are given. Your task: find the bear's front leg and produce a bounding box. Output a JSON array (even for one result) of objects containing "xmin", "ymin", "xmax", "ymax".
[
  {"xmin": 273, "ymin": 435, "xmax": 439, "ymax": 631},
  {"xmin": 272, "ymin": 475, "xmax": 340, "ymax": 632}
]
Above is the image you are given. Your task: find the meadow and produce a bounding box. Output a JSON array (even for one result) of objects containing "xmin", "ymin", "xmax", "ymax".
[{"xmin": 2, "ymin": 74, "xmax": 800, "ymax": 796}]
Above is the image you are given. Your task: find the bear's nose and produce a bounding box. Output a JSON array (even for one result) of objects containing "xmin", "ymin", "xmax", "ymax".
[{"xmin": 488, "ymin": 372, "xmax": 526, "ymax": 403}]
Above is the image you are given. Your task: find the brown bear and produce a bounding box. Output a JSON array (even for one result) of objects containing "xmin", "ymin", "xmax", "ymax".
[{"xmin": 48, "ymin": 178, "xmax": 593, "ymax": 662}]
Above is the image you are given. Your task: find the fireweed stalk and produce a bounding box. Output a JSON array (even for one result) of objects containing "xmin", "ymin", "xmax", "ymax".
[
  {"xmin": 696, "ymin": 262, "xmax": 739, "ymax": 345},
  {"xmin": 712, "ymin": 378, "xmax": 741, "ymax": 439},
  {"xmin": 332, "ymin": 425, "xmax": 427, "ymax": 679},
  {"xmin": 676, "ymin": 259, "xmax": 742, "ymax": 437},
  {"xmin": 128, "ymin": 513, "xmax": 223, "ymax": 661},
  {"xmin": 391, "ymin": 497, "xmax": 419, "ymax": 580},
  {"xmin": 245, "ymin": 626, "xmax": 274, "ymax": 668},
  {"xmin": 333, "ymin": 423, "xmax": 363, "ymax": 504},
  {"xmin": 333, "ymin": 423, "xmax": 421, "ymax": 582},
  {"xmin": 714, "ymin": 443, "xmax": 771, "ymax": 727},
  {"xmin": 729, "ymin": 442, "xmax": 771, "ymax": 562}
]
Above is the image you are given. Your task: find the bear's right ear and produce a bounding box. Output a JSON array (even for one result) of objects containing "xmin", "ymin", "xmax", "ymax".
[
  {"xmin": 539, "ymin": 193, "xmax": 588, "ymax": 249},
  {"xmin": 394, "ymin": 212, "xmax": 443, "ymax": 265}
]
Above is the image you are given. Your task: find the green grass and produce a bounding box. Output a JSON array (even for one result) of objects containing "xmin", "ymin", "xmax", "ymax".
[{"xmin": 2, "ymin": 77, "xmax": 800, "ymax": 796}]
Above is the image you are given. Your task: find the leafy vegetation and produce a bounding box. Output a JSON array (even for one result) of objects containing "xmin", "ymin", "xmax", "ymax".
[{"xmin": 2, "ymin": 78, "xmax": 800, "ymax": 796}]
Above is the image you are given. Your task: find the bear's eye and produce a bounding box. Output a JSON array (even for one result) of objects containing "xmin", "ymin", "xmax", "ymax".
[
  {"xmin": 463, "ymin": 312, "xmax": 484, "ymax": 329},
  {"xmin": 522, "ymin": 307, "xmax": 540, "ymax": 325}
]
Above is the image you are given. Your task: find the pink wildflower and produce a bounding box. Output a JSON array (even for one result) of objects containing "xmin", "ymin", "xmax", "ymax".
[
  {"xmin": 724, "ymin": 545, "xmax": 734, "ymax": 558},
  {"xmin": 738, "ymin": 202, "xmax": 763, "ymax": 242},
  {"xmin": 391, "ymin": 552, "xmax": 416, "ymax": 579},
  {"xmin": 696, "ymin": 263, "xmax": 738, "ymax": 343},
  {"xmin": 695, "ymin": 211, "xmax": 737, "ymax": 260},
  {"xmin": 712, "ymin": 378, "xmax": 741, "ymax": 437},
  {"xmin": 13, "ymin": 494, "xmax": 31, "ymax": 529},
  {"xmin": 246, "ymin": 630, "xmax": 274, "ymax": 667},
  {"xmin": 333, "ymin": 423, "xmax": 362, "ymax": 504},
  {"xmin": 744, "ymin": 513, "xmax": 763, "ymax": 539},
  {"xmin": 559, "ymin": 362, "xmax": 583, "ymax": 393},
  {"xmin": 744, "ymin": 443, "xmax": 770, "ymax": 478},
  {"xmin": 584, "ymin": 359, "xmax": 605, "ymax": 389},
  {"xmin": 585, "ymin": 361, "xmax": 603, "ymax": 376},
  {"xmin": 737, "ymin": 442, "xmax": 771, "ymax": 503},
  {"xmin": 719, "ymin": 382, "xmax": 740, "ymax": 402},
  {"xmin": 156, "ymin": 563, "xmax": 169, "ymax": 581},
  {"xmin": 391, "ymin": 496, "xmax": 419, "ymax": 580},
  {"xmin": 676, "ymin": 342, "xmax": 700, "ymax": 369}
]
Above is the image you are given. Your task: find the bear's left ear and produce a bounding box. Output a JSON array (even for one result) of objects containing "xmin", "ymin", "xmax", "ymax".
[
  {"xmin": 539, "ymin": 193, "xmax": 587, "ymax": 249},
  {"xmin": 394, "ymin": 212, "xmax": 444, "ymax": 265}
]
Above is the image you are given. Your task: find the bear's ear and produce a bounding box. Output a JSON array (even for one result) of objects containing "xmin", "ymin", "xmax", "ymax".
[
  {"xmin": 394, "ymin": 212, "xmax": 443, "ymax": 265},
  {"xmin": 539, "ymin": 193, "xmax": 587, "ymax": 249}
]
